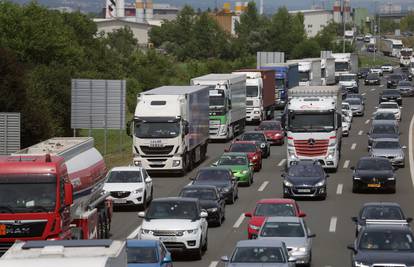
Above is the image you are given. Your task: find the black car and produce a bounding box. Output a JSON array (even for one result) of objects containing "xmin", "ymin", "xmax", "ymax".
[
  {"xmin": 282, "ymin": 160, "xmax": 328, "ymax": 200},
  {"xmin": 347, "ymin": 224, "xmax": 414, "ymax": 267},
  {"xmin": 367, "ymin": 121, "xmax": 400, "ymax": 148},
  {"xmin": 191, "ymin": 167, "xmax": 238, "ymax": 204},
  {"xmin": 387, "ymin": 74, "xmax": 404, "ymax": 88},
  {"xmin": 379, "ymin": 89, "xmax": 402, "ymax": 105},
  {"xmin": 364, "ymin": 73, "xmax": 381, "ymax": 85},
  {"xmin": 351, "ymin": 202, "xmax": 411, "ymax": 236},
  {"xmin": 179, "ymin": 185, "xmax": 226, "ymax": 226},
  {"xmin": 238, "ymin": 131, "xmax": 270, "ymax": 158},
  {"xmin": 351, "ymin": 157, "xmax": 396, "ymax": 193}
]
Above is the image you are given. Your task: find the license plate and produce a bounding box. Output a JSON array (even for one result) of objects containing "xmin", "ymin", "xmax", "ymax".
[
  {"xmin": 297, "ymin": 189, "xmax": 311, "ymax": 193},
  {"xmin": 367, "ymin": 184, "xmax": 381, "ymax": 188},
  {"xmin": 159, "ymin": 236, "xmax": 177, "ymax": 242},
  {"xmin": 0, "ymin": 224, "xmax": 6, "ymax": 236},
  {"xmin": 114, "ymin": 199, "xmax": 127, "ymax": 204}
]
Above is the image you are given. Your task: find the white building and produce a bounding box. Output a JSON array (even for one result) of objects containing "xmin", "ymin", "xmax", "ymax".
[{"xmin": 289, "ymin": 9, "xmax": 333, "ymax": 38}]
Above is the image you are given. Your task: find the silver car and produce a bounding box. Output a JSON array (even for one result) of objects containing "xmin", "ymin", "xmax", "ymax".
[
  {"xmin": 397, "ymin": 81, "xmax": 414, "ymax": 97},
  {"xmin": 345, "ymin": 98, "xmax": 365, "ymax": 116},
  {"xmin": 257, "ymin": 216, "xmax": 315, "ymax": 266},
  {"xmin": 370, "ymin": 138, "xmax": 406, "ymax": 167},
  {"xmin": 221, "ymin": 239, "xmax": 295, "ymax": 267}
]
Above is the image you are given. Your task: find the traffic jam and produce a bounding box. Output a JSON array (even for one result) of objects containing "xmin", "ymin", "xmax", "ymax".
[{"xmin": 1, "ymin": 51, "xmax": 414, "ymax": 267}]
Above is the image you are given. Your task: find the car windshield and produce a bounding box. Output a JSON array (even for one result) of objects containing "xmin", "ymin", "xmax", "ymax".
[
  {"xmin": 374, "ymin": 113, "xmax": 396, "ymax": 120},
  {"xmin": 373, "ymin": 141, "xmax": 400, "ymax": 149},
  {"xmin": 195, "ymin": 170, "xmax": 230, "ymax": 185},
  {"xmin": 145, "ymin": 201, "xmax": 198, "ymax": 220},
  {"xmin": 258, "ymin": 122, "xmax": 282, "ymax": 130},
  {"xmin": 361, "ymin": 206, "xmax": 404, "ymax": 220},
  {"xmin": 241, "ymin": 133, "xmax": 266, "ymax": 142},
  {"xmin": 231, "ymin": 246, "xmax": 285, "ymax": 263},
  {"xmin": 180, "ymin": 188, "xmax": 217, "ymax": 200},
  {"xmin": 260, "ymin": 222, "xmax": 305, "ymax": 237},
  {"xmin": 127, "ymin": 247, "xmax": 158, "ymax": 264},
  {"xmin": 135, "ymin": 121, "xmax": 180, "ymax": 139},
  {"xmin": 0, "ymin": 174, "xmax": 56, "ymax": 213},
  {"xmin": 246, "ymin": 86, "xmax": 259, "ymax": 97},
  {"xmin": 359, "ymin": 230, "xmax": 414, "ymax": 251},
  {"xmin": 254, "ymin": 203, "xmax": 296, "ymax": 217},
  {"xmin": 357, "ymin": 159, "xmax": 392, "ymax": 170},
  {"xmin": 345, "ymin": 99, "xmax": 361, "ymax": 105},
  {"xmin": 230, "ymin": 143, "xmax": 256, "ymax": 153},
  {"xmin": 218, "ymin": 155, "xmax": 247, "ymax": 166},
  {"xmin": 367, "ymin": 74, "xmax": 378, "ymax": 79},
  {"xmin": 340, "ymin": 75, "xmax": 355, "ymax": 81},
  {"xmin": 288, "ymin": 164, "xmax": 323, "ymax": 177},
  {"xmin": 107, "ymin": 171, "xmax": 142, "ymax": 183},
  {"xmin": 372, "ymin": 124, "xmax": 397, "ymax": 134},
  {"xmin": 379, "ymin": 103, "xmax": 399, "ymax": 109}
]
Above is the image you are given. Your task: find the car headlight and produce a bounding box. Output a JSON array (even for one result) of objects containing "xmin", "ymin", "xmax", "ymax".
[
  {"xmin": 252, "ymin": 155, "xmax": 258, "ymax": 160},
  {"xmin": 315, "ymin": 180, "xmax": 326, "ymax": 187},
  {"xmin": 396, "ymin": 154, "xmax": 404, "ymax": 159},
  {"xmin": 284, "ymin": 180, "xmax": 293, "ymax": 187},
  {"xmin": 207, "ymin": 207, "xmax": 218, "ymax": 213},
  {"xmin": 387, "ymin": 177, "xmax": 395, "ymax": 180},
  {"xmin": 354, "ymin": 262, "xmax": 369, "ymax": 267},
  {"xmin": 221, "ymin": 187, "xmax": 230, "ymax": 193},
  {"xmin": 186, "ymin": 228, "xmax": 198, "ymax": 234},
  {"xmin": 353, "ymin": 176, "xmax": 361, "ymax": 180},
  {"xmin": 134, "ymin": 188, "xmax": 144, "ymax": 194},
  {"xmin": 141, "ymin": 228, "xmax": 153, "ymax": 235},
  {"xmin": 260, "ymin": 143, "xmax": 266, "ymax": 148},
  {"xmin": 291, "ymin": 246, "xmax": 308, "ymax": 253},
  {"xmin": 241, "ymin": 170, "xmax": 249, "ymax": 174},
  {"xmin": 249, "ymin": 224, "xmax": 261, "ymax": 230}
]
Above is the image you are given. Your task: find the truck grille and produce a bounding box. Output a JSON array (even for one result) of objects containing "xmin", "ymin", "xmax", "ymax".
[
  {"xmin": 140, "ymin": 145, "xmax": 174, "ymax": 155},
  {"xmin": 110, "ymin": 191, "xmax": 131, "ymax": 198},
  {"xmin": 294, "ymin": 139, "xmax": 329, "ymax": 157},
  {"xmin": 0, "ymin": 220, "xmax": 47, "ymax": 238},
  {"xmin": 246, "ymin": 100, "xmax": 254, "ymax": 106}
]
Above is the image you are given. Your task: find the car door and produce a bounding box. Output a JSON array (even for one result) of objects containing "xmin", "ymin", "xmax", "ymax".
[
  {"xmin": 142, "ymin": 169, "xmax": 152, "ymax": 200},
  {"xmin": 198, "ymin": 202, "xmax": 208, "ymax": 239}
]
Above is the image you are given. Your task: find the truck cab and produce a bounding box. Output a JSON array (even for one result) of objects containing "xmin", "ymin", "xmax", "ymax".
[
  {"xmin": 332, "ymin": 53, "xmax": 351, "ymax": 82},
  {"xmin": 400, "ymin": 48, "xmax": 413, "ymax": 67}
]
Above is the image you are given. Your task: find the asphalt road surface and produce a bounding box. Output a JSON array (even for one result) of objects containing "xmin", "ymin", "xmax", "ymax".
[{"xmin": 110, "ymin": 69, "xmax": 414, "ymax": 267}]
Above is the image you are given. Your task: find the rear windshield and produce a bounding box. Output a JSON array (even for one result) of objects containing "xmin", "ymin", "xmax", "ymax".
[
  {"xmin": 230, "ymin": 143, "xmax": 256, "ymax": 152},
  {"xmin": 260, "ymin": 222, "xmax": 305, "ymax": 237},
  {"xmin": 254, "ymin": 203, "xmax": 296, "ymax": 217}
]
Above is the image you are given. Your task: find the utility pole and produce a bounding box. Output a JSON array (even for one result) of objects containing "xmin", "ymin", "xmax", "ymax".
[{"xmin": 342, "ymin": 0, "xmax": 345, "ymax": 53}]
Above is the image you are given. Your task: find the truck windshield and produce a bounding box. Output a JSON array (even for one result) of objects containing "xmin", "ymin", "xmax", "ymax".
[
  {"xmin": 0, "ymin": 174, "xmax": 56, "ymax": 213},
  {"xmin": 246, "ymin": 86, "xmax": 259, "ymax": 97},
  {"xmin": 335, "ymin": 62, "xmax": 349, "ymax": 72},
  {"xmin": 393, "ymin": 44, "xmax": 403, "ymax": 49},
  {"xmin": 299, "ymin": 71, "xmax": 310, "ymax": 82},
  {"xmin": 275, "ymin": 79, "xmax": 285, "ymax": 88},
  {"xmin": 209, "ymin": 89, "xmax": 225, "ymax": 109},
  {"xmin": 135, "ymin": 121, "xmax": 180, "ymax": 139},
  {"xmin": 288, "ymin": 112, "xmax": 335, "ymax": 132}
]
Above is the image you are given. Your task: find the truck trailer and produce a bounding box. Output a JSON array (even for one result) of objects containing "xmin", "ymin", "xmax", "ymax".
[
  {"xmin": 260, "ymin": 63, "xmax": 299, "ymax": 109},
  {"xmin": 191, "ymin": 74, "xmax": 246, "ymax": 141},
  {"xmin": 0, "ymin": 137, "xmax": 112, "ymax": 253},
  {"xmin": 0, "ymin": 240, "xmax": 127, "ymax": 267},
  {"xmin": 286, "ymin": 86, "xmax": 342, "ymax": 171},
  {"xmin": 130, "ymin": 86, "xmax": 209, "ymax": 175},
  {"xmin": 232, "ymin": 69, "xmax": 275, "ymax": 123},
  {"xmin": 287, "ymin": 59, "xmax": 322, "ymax": 86}
]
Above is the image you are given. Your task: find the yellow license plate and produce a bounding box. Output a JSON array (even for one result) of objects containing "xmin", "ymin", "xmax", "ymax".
[
  {"xmin": 0, "ymin": 224, "xmax": 6, "ymax": 236},
  {"xmin": 367, "ymin": 184, "xmax": 381, "ymax": 188}
]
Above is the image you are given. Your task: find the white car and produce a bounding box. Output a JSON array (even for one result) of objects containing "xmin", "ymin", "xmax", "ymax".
[
  {"xmin": 381, "ymin": 64, "xmax": 394, "ymax": 73},
  {"xmin": 103, "ymin": 166, "xmax": 153, "ymax": 209},
  {"xmin": 339, "ymin": 73, "xmax": 358, "ymax": 93},
  {"xmin": 370, "ymin": 66, "xmax": 383, "ymax": 76},
  {"xmin": 138, "ymin": 197, "xmax": 208, "ymax": 259},
  {"xmin": 376, "ymin": 102, "xmax": 402, "ymax": 121},
  {"xmin": 342, "ymin": 102, "xmax": 353, "ymax": 122},
  {"xmin": 342, "ymin": 115, "xmax": 351, "ymax": 136}
]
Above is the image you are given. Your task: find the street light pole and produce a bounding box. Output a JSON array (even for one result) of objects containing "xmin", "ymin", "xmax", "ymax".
[{"xmin": 342, "ymin": 0, "xmax": 345, "ymax": 53}]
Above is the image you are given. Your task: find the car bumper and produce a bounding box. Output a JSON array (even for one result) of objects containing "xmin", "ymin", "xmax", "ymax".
[
  {"xmin": 139, "ymin": 233, "xmax": 202, "ymax": 251},
  {"xmin": 266, "ymin": 137, "xmax": 284, "ymax": 145},
  {"xmin": 289, "ymin": 251, "xmax": 311, "ymax": 265},
  {"xmin": 107, "ymin": 194, "xmax": 144, "ymax": 206},
  {"xmin": 233, "ymin": 172, "xmax": 251, "ymax": 183},
  {"xmin": 353, "ymin": 179, "xmax": 395, "ymax": 191},
  {"xmin": 284, "ymin": 186, "xmax": 326, "ymax": 198}
]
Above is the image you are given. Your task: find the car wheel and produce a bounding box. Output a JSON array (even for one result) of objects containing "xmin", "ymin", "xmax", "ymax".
[
  {"xmin": 352, "ymin": 183, "xmax": 359, "ymax": 193},
  {"xmin": 389, "ymin": 185, "xmax": 396, "ymax": 194},
  {"xmin": 222, "ymin": 206, "xmax": 226, "ymax": 221}
]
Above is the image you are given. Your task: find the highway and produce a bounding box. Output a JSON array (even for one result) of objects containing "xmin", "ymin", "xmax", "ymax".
[{"xmin": 110, "ymin": 70, "xmax": 414, "ymax": 267}]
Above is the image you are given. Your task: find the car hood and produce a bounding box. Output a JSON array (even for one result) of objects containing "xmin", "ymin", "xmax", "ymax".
[
  {"xmin": 141, "ymin": 219, "xmax": 199, "ymax": 230},
  {"xmin": 259, "ymin": 237, "xmax": 308, "ymax": 248},
  {"xmin": 354, "ymin": 250, "xmax": 414, "ymax": 265},
  {"xmin": 370, "ymin": 133, "xmax": 399, "ymax": 140},
  {"xmin": 354, "ymin": 170, "xmax": 394, "ymax": 179},
  {"xmin": 370, "ymin": 148, "xmax": 404, "ymax": 157},
  {"xmin": 218, "ymin": 165, "xmax": 248, "ymax": 172},
  {"xmin": 350, "ymin": 105, "xmax": 363, "ymax": 110},
  {"xmin": 286, "ymin": 176, "xmax": 324, "ymax": 186},
  {"xmin": 199, "ymin": 199, "xmax": 219, "ymax": 210},
  {"xmin": 228, "ymin": 263, "xmax": 289, "ymax": 267},
  {"xmin": 103, "ymin": 182, "xmax": 144, "ymax": 192}
]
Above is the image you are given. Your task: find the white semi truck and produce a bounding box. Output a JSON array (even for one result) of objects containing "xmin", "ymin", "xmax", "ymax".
[
  {"xmin": 380, "ymin": 39, "xmax": 403, "ymax": 58},
  {"xmin": 331, "ymin": 53, "xmax": 351, "ymax": 82},
  {"xmin": 286, "ymin": 86, "xmax": 342, "ymax": 171},
  {"xmin": 129, "ymin": 86, "xmax": 210, "ymax": 175},
  {"xmin": 287, "ymin": 59, "xmax": 322, "ymax": 86},
  {"xmin": 191, "ymin": 74, "xmax": 246, "ymax": 141},
  {"xmin": 0, "ymin": 240, "xmax": 127, "ymax": 267}
]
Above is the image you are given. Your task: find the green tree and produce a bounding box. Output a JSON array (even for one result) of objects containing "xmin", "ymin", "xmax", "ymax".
[
  {"xmin": 401, "ymin": 12, "xmax": 414, "ymax": 32},
  {"xmin": 291, "ymin": 39, "xmax": 321, "ymax": 59}
]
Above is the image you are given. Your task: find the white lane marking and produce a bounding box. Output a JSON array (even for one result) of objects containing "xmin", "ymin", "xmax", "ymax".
[
  {"xmin": 258, "ymin": 181, "xmax": 269, "ymax": 192},
  {"xmin": 278, "ymin": 159, "xmax": 286, "ymax": 167},
  {"xmin": 361, "ymin": 93, "xmax": 366, "ymax": 96},
  {"xmin": 233, "ymin": 213, "xmax": 245, "ymax": 228},
  {"xmin": 380, "ymin": 84, "xmax": 384, "ymax": 88},
  {"xmin": 329, "ymin": 217, "xmax": 337, "ymax": 232},
  {"xmin": 343, "ymin": 160, "xmax": 350, "ymax": 169},
  {"xmin": 365, "ymin": 119, "xmax": 370, "ymax": 124},
  {"xmin": 409, "ymin": 113, "xmax": 414, "ymax": 188},
  {"xmin": 351, "ymin": 143, "xmax": 357, "ymax": 150},
  {"xmin": 128, "ymin": 226, "xmax": 141, "ymax": 239},
  {"xmin": 336, "ymin": 184, "xmax": 343, "ymax": 195},
  {"xmin": 370, "ymin": 88, "xmax": 376, "ymax": 91},
  {"xmin": 209, "ymin": 261, "xmax": 219, "ymax": 267},
  {"xmin": 358, "ymin": 130, "xmax": 363, "ymax": 135}
]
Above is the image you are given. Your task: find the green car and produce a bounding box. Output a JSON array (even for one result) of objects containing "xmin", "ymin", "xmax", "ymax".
[{"xmin": 213, "ymin": 152, "xmax": 254, "ymax": 186}]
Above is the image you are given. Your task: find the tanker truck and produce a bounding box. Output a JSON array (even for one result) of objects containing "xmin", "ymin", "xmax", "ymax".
[{"xmin": 0, "ymin": 137, "xmax": 112, "ymax": 253}]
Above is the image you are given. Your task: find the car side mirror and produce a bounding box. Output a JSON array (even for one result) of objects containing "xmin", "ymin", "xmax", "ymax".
[
  {"xmin": 145, "ymin": 177, "xmax": 152, "ymax": 183},
  {"xmin": 244, "ymin": 212, "xmax": 252, "ymax": 218},
  {"xmin": 221, "ymin": 256, "xmax": 230, "ymax": 262},
  {"xmin": 402, "ymin": 145, "xmax": 407, "ymax": 149},
  {"xmin": 347, "ymin": 244, "xmax": 357, "ymax": 253},
  {"xmin": 351, "ymin": 216, "xmax": 358, "ymax": 223},
  {"xmin": 161, "ymin": 254, "xmax": 172, "ymax": 264},
  {"xmin": 308, "ymin": 233, "xmax": 316, "ymax": 238},
  {"xmin": 212, "ymin": 161, "xmax": 218, "ymax": 166},
  {"xmin": 200, "ymin": 211, "xmax": 208, "ymax": 218},
  {"xmin": 407, "ymin": 217, "xmax": 413, "ymax": 223},
  {"xmin": 231, "ymin": 177, "xmax": 236, "ymax": 182},
  {"xmin": 64, "ymin": 183, "xmax": 73, "ymax": 206},
  {"xmin": 138, "ymin": 211, "xmax": 145, "ymax": 218},
  {"xmin": 299, "ymin": 211, "xmax": 307, "ymax": 217}
]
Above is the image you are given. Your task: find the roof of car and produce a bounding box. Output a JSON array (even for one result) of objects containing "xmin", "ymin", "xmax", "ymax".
[
  {"xmin": 257, "ymin": 198, "xmax": 297, "ymax": 205},
  {"xmin": 243, "ymin": 131, "xmax": 265, "ymax": 135},
  {"xmin": 236, "ymin": 239, "xmax": 285, "ymax": 248},
  {"xmin": 261, "ymin": 120, "xmax": 281, "ymax": 124},
  {"xmin": 289, "ymin": 160, "xmax": 321, "ymax": 167},
  {"xmin": 231, "ymin": 140, "xmax": 258, "ymax": 145},
  {"xmin": 152, "ymin": 197, "xmax": 199, "ymax": 203},
  {"xmin": 362, "ymin": 202, "xmax": 401, "ymax": 208},
  {"xmin": 372, "ymin": 138, "xmax": 400, "ymax": 142},
  {"xmin": 126, "ymin": 239, "xmax": 159, "ymax": 247},
  {"xmin": 220, "ymin": 152, "xmax": 248, "ymax": 157},
  {"xmin": 199, "ymin": 166, "xmax": 231, "ymax": 171},
  {"xmin": 265, "ymin": 216, "xmax": 302, "ymax": 223},
  {"xmin": 182, "ymin": 185, "xmax": 218, "ymax": 191}
]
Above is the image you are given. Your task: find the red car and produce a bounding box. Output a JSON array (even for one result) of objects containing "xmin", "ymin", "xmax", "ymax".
[
  {"xmin": 225, "ymin": 141, "xmax": 262, "ymax": 171},
  {"xmin": 244, "ymin": 198, "xmax": 306, "ymax": 239},
  {"xmin": 255, "ymin": 120, "xmax": 285, "ymax": 145}
]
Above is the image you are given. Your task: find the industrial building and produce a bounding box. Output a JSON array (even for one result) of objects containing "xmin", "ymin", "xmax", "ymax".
[{"xmin": 289, "ymin": 9, "xmax": 333, "ymax": 38}]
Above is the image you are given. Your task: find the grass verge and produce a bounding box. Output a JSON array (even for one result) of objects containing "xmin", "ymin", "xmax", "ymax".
[{"xmin": 359, "ymin": 54, "xmax": 398, "ymax": 68}]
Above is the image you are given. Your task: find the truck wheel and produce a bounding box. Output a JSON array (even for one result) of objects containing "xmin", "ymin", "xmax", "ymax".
[
  {"xmin": 188, "ymin": 151, "xmax": 194, "ymax": 171},
  {"xmin": 182, "ymin": 152, "xmax": 190, "ymax": 174}
]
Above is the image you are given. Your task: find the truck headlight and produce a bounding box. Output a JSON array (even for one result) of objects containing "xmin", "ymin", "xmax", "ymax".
[
  {"xmin": 172, "ymin": 160, "xmax": 181, "ymax": 167},
  {"xmin": 284, "ymin": 180, "xmax": 293, "ymax": 187},
  {"xmin": 134, "ymin": 160, "xmax": 141, "ymax": 166},
  {"xmin": 328, "ymin": 141, "xmax": 336, "ymax": 147}
]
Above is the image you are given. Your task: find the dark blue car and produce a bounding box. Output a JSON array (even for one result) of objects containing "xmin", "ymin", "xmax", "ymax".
[{"xmin": 127, "ymin": 240, "xmax": 173, "ymax": 267}]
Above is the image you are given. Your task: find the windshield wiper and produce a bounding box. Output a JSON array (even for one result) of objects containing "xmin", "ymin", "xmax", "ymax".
[{"xmin": 0, "ymin": 205, "xmax": 15, "ymax": 213}]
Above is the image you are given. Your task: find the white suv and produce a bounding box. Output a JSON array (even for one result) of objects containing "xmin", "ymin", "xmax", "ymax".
[
  {"xmin": 103, "ymin": 166, "xmax": 153, "ymax": 209},
  {"xmin": 138, "ymin": 197, "xmax": 208, "ymax": 260}
]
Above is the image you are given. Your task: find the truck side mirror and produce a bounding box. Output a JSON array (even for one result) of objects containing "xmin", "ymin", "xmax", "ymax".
[
  {"xmin": 64, "ymin": 183, "xmax": 73, "ymax": 206},
  {"xmin": 228, "ymin": 99, "xmax": 232, "ymax": 109},
  {"xmin": 183, "ymin": 121, "xmax": 189, "ymax": 135}
]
